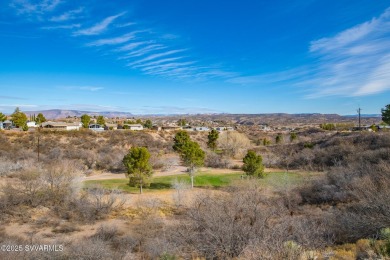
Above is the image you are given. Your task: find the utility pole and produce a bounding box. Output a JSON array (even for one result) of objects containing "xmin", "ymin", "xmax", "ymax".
[{"xmin": 357, "ymin": 107, "xmax": 362, "ymax": 130}]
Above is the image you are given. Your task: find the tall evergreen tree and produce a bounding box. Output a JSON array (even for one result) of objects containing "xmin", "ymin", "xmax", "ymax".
[
  {"xmin": 242, "ymin": 150, "xmax": 265, "ymax": 178},
  {"xmin": 11, "ymin": 107, "xmax": 28, "ymax": 128},
  {"xmin": 381, "ymin": 104, "xmax": 390, "ymax": 125},
  {"xmin": 173, "ymin": 130, "xmax": 191, "ymax": 153},
  {"xmin": 207, "ymin": 129, "xmax": 219, "ymax": 151},
  {"xmin": 35, "ymin": 113, "xmax": 46, "ymax": 124},
  {"xmin": 122, "ymin": 147, "xmax": 153, "ymax": 194}
]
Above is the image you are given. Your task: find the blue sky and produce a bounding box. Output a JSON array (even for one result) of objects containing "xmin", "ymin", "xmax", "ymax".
[{"xmin": 0, "ymin": 0, "xmax": 389, "ymax": 115}]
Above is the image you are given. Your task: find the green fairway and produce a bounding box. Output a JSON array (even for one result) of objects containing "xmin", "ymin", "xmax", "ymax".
[{"xmin": 84, "ymin": 171, "xmax": 309, "ymax": 193}]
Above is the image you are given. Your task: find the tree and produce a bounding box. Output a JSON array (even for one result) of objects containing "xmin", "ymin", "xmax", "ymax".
[
  {"xmin": 290, "ymin": 132, "xmax": 298, "ymax": 142},
  {"xmin": 35, "ymin": 113, "xmax": 46, "ymax": 124},
  {"xmin": 217, "ymin": 132, "xmax": 251, "ymax": 158},
  {"xmin": 173, "ymin": 130, "xmax": 191, "ymax": 153},
  {"xmin": 275, "ymin": 134, "xmax": 283, "ymax": 144},
  {"xmin": 177, "ymin": 119, "xmax": 187, "ymax": 126},
  {"xmin": 122, "ymin": 147, "xmax": 153, "ymax": 194},
  {"xmin": 381, "ymin": 104, "xmax": 390, "ymax": 125},
  {"xmin": 11, "ymin": 107, "xmax": 28, "ymax": 128},
  {"xmin": 96, "ymin": 115, "xmax": 105, "ymax": 126},
  {"xmin": 263, "ymin": 138, "xmax": 271, "ymax": 146},
  {"xmin": 242, "ymin": 150, "xmax": 265, "ymax": 178},
  {"xmin": 180, "ymin": 141, "xmax": 205, "ymax": 188},
  {"xmin": 144, "ymin": 119, "xmax": 153, "ymax": 129},
  {"xmin": 81, "ymin": 114, "xmax": 91, "ymax": 128},
  {"xmin": 207, "ymin": 129, "xmax": 219, "ymax": 151},
  {"xmin": 0, "ymin": 112, "xmax": 6, "ymax": 122}
]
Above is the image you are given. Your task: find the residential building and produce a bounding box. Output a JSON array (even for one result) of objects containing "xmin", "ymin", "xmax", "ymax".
[
  {"xmin": 124, "ymin": 124, "xmax": 144, "ymax": 131},
  {"xmin": 89, "ymin": 124, "xmax": 105, "ymax": 132},
  {"xmin": 42, "ymin": 121, "xmax": 82, "ymax": 131}
]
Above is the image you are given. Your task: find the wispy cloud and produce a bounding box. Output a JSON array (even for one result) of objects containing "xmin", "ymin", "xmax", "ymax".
[
  {"xmin": 80, "ymin": 86, "xmax": 103, "ymax": 91},
  {"xmin": 304, "ymin": 7, "xmax": 390, "ymax": 97},
  {"xmin": 59, "ymin": 86, "xmax": 104, "ymax": 92},
  {"xmin": 42, "ymin": 23, "xmax": 81, "ymax": 30},
  {"xmin": 0, "ymin": 95, "xmax": 28, "ymax": 100},
  {"xmin": 141, "ymin": 61, "xmax": 196, "ymax": 73},
  {"xmin": 50, "ymin": 7, "xmax": 84, "ymax": 22},
  {"xmin": 0, "ymin": 104, "xmax": 38, "ymax": 113},
  {"xmin": 73, "ymin": 12, "xmax": 125, "ymax": 36},
  {"xmin": 132, "ymin": 56, "xmax": 186, "ymax": 68},
  {"xmin": 11, "ymin": 0, "xmax": 62, "ymax": 15},
  {"xmin": 116, "ymin": 22, "xmax": 136, "ymax": 28},
  {"xmin": 127, "ymin": 49, "xmax": 187, "ymax": 66},
  {"xmin": 115, "ymin": 41, "xmax": 152, "ymax": 52},
  {"xmin": 227, "ymin": 7, "xmax": 390, "ymax": 98},
  {"xmin": 87, "ymin": 32, "xmax": 137, "ymax": 46},
  {"xmin": 120, "ymin": 44, "xmax": 167, "ymax": 60},
  {"xmin": 227, "ymin": 68, "xmax": 309, "ymax": 85},
  {"xmin": 9, "ymin": 2, "xmax": 237, "ymax": 82}
]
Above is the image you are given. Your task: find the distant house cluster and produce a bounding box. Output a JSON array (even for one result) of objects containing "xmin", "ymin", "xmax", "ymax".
[{"xmin": 1, "ymin": 119, "xmax": 237, "ymax": 132}]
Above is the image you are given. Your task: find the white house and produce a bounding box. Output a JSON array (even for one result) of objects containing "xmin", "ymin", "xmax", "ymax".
[
  {"xmin": 214, "ymin": 127, "xmax": 224, "ymax": 131},
  {"xmin": 27, "ymin": 121, "xmax": 37, "ymax": 128},
  {"xmin": 214, "ymin": 126, "xmax": 235, "ymax": 132},
  {"xmin": 89, "ymin": 124, "xmax": 105, "ymax": 132},
  {"xmin": 124, "ymin": 124, "xmax": 144, "ymax": 131},
  {"xmin": 42, "ymin": 121, "xmax": 82, "ymax": 131}
]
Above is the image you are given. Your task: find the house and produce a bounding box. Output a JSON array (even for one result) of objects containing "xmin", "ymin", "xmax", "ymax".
[
  {"xmin": 214, "ymin": 126, "xmax": 235, "ymax": 132},
  {"xmin": 193, "ymin": 126, "xmax": 210, "ymax": 131},
  {"xmin": 182, "ymin": 126, "xmax": 194, "ymax": 131},
  {"xmin": 105, "ymin": 123, "xmax": 118, "ymax": 130},
  {"xmin": 214, "ymin": 126, "xmax": 226, "ymax": 131},
  {"xmin": 352, "ymin": 125, "xmax": 372, "ymax": 131},
  {"xmin": 2, "ymin": 120, "xmax": 14, "ymax": 129},
  {"xmin": 42, "ymin": 121, "xmax": 82, "ymax": 131},
  {"xmin": 124, "ymin": 124, "xmax": 144, "ymax": 131},
  {"xmin": 161, "ymin": 125, "xmax": 182, "ymax": 131},
  {"xmin": 89, "ymin": 124, "xmax": 105, "ymax": 132},
  {"xmin": 259, "ymin": 124, "xmax": 272, "ymax": 131},
  {"xmin": 27, "ymin": 121, "xmax": 37, "ymax": 128},
  {"xmin": 152, "ymin": 125, "xmax": 162, "ymax": 131}
]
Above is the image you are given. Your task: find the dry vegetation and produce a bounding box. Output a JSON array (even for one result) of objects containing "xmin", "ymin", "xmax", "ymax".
[{"xmin": 0, "ymin": 128, "xmax": 389, "ymax": 259}]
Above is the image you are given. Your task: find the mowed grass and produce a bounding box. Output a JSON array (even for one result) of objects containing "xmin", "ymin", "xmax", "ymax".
[{"xmin": 84, "ymin": 171, "xmax": 311, "ymax": 194}]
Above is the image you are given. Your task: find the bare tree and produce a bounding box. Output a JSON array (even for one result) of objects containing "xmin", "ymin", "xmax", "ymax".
[{"xmin": 217, "ymin": 132, "xmax": 251, "ymax": 158}]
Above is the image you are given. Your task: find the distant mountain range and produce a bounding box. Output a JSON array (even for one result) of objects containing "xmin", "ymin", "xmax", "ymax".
[
  {"xmin": 344, "ymin": 114, "xmax": 381, "ymax": 118},
  {"xmin": 23, "ymin": 110, "xmax": 382, "ymax": 124},
  {"xmin": 24, "ymin": 109, "xmax": 134, "ymax": 119}
]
